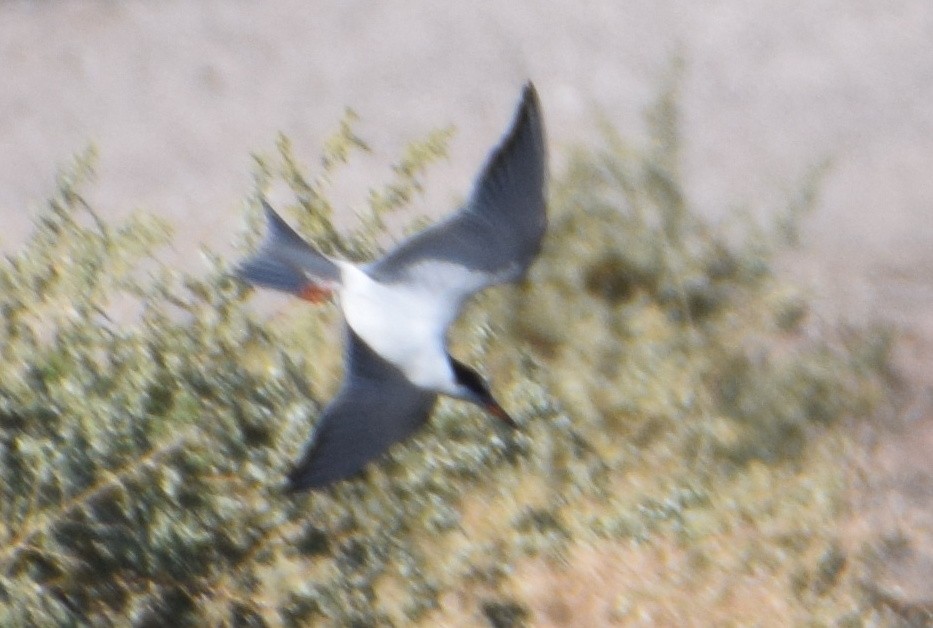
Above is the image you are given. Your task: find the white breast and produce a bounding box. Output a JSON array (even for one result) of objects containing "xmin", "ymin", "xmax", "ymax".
[{"xmin": 337, "ymin": 262, "xmax": 458, "ymax": 392}]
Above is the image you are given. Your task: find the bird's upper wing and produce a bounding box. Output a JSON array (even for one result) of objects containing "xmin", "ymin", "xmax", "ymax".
[
  {"xmin": 286, "ymin": 327, "xmax": 437, "ymax": 492},
  {"xmin": 367, "ymin": 83, "xmax": 548, "ymax": 308}
]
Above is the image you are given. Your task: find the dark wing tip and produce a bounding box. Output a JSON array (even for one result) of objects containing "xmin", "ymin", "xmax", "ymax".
[
  {"xmin": 513, "ymin": 80, "xmax": 544, "ymax": 147},
  {"xmin": 471, "ymin": 81, "xmax": 547, "ymax": 200},
  {"xmin": 472, "ymin": 79, "xmax": 548, "ymax": 244},
  {"xmin": 283, "ymin": 463, "xmax": 327, "ymax": 494},
  {"xmin": 282, "ymin": 474, "xmax": 305, "ymax": 495},
  {"xmin": 282, "ymin": 426, "xmax": 350, "ymax": 493},
  {"xmin": 520, "ymin": 81, "xmax": 540, "ymax": 115},
  {"xmin": 283, "ymin": 446, "xmax": 343, "ymax": 493}
]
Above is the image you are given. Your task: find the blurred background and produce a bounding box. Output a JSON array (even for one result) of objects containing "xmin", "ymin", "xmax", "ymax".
[
  {"xmin": 1, "ymin": 0, "xmax": 931, "ymax": 619},
  {"xmin": 2, "ymin": 1, "xmax": 932, "ymax": 356}
]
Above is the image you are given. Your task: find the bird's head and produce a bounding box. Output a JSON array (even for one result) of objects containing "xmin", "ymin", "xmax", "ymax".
[{"xmin": 448, "ymin": 357, "xmax": 517, "ymax": 428}]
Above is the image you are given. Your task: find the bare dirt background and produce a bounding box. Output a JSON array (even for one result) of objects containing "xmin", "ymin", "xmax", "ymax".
[{"xmin": 1, "ymin": 0, "xmax": 931, "ymax": 619}]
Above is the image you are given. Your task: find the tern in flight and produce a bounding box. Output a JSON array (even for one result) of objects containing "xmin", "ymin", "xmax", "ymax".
[{"xmin": 237, "ymin": 83, "xmax": 547, "ymax": 492}]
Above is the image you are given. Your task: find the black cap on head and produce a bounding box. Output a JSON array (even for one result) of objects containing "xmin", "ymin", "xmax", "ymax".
[{"xmin": 449, "ymin": 357, "xmax": 517, "ymax": 428}]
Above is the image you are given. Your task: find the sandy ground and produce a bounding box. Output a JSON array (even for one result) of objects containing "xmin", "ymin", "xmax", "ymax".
[{"xmin": 2, "ymin": 0, "xmax": 932, "ymax": 615}]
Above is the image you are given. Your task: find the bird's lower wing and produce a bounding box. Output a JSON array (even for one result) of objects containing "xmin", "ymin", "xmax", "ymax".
[{"xmin": 286, "ymin": 330, "xmax": 437, "ymax": 492}]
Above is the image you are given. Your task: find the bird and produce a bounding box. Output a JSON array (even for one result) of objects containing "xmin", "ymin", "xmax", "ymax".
[{"xmin": 236, "ymin": 83, "xmax": 547, "ymax": 492}]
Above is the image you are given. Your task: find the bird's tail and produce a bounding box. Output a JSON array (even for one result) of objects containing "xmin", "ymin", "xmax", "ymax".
[{"xmin": 236, "ymin": 199, "xmax": 341, "ymax": 297}]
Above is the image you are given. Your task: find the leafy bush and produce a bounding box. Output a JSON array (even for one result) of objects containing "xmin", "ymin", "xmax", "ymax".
[{"xmin": 0, "ymin": 85, "xmax": 890, "ymax": 625}]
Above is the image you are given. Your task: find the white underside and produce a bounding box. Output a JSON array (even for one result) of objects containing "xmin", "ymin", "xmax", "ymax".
[{"xmin": 337, "ymin": 261, "xmax": 486, "ymax": 394}]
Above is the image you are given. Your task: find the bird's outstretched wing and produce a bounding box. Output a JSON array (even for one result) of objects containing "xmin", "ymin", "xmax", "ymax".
[
  {"xmin": 286, "ymin": 327, "xmax": 437, "ymax": 492},
  {"xmin": 367, "ymin": 83, "xmax": 548, "ymax": 308},
  {"xmin": 236, "ymin": 199, "xmax": 341, "ymax": 296}
]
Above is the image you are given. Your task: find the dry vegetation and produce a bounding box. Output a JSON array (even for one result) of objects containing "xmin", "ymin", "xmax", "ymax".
[{"xmin": 0, "ymin": 81, "xmax": 913, "ymax": 626}]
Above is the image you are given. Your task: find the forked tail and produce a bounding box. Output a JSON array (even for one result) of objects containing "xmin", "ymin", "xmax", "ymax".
[{"xmin": 236, "ymin": 199, "xmax": 341, "ymax": 298}]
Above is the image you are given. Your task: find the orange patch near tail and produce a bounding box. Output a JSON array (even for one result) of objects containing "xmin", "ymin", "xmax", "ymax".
[{"xmin": 298, "ymin": 283, "xmax": 333, "ymax": 303}]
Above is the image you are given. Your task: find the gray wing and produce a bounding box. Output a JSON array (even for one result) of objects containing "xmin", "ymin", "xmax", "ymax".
[
  {"xmin": 236, "ymin": 199, "xmax": 341, "ymax": 296},
  {"xmin": 368, "ymin": 83, "xmax": 548, "ymax": 303},
  {"xmin": 286, "ymin": 327, "xmax": 437, "ymax": 492}
]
